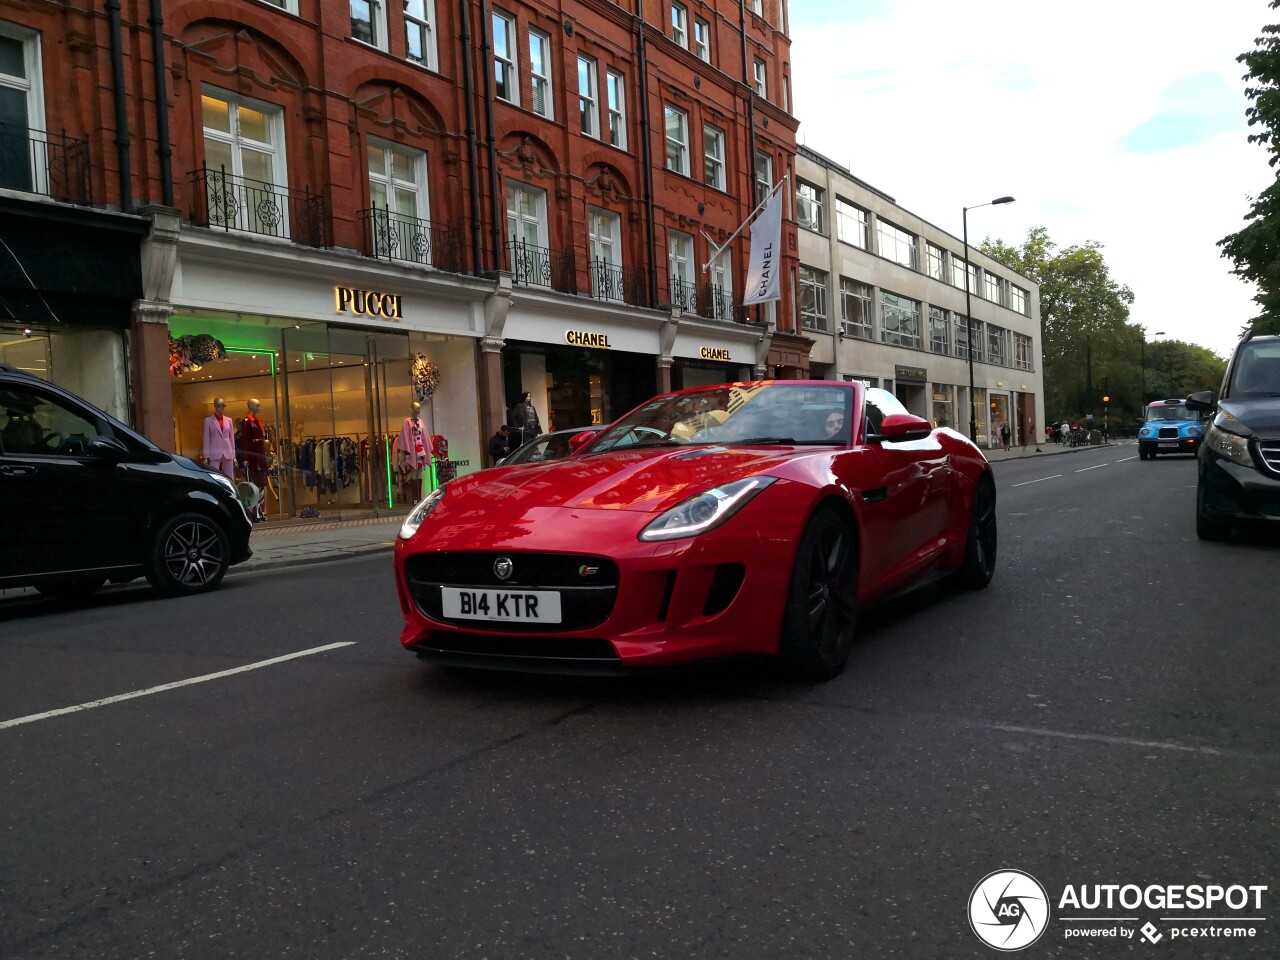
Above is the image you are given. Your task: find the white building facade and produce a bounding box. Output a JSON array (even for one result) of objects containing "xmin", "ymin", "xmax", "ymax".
[{"xmin": 795, "ymin": 146, "xmax": 1044, "ymax": 449}]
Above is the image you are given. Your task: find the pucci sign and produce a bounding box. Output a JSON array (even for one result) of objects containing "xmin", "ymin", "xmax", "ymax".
[{"xmin": 335, "ymin": 286, "xmax": 403, "ymax": 320}]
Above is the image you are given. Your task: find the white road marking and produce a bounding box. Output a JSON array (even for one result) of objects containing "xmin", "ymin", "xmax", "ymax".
[
  {"xmin": 1076, "ymin": 463, "xmax": 1108, "ymax": 473},
  {"xmin": 964, "ymin": 718, "xmax": 1272, "ymax": 761},
  {"xmin": 1012, "ymin": 475, "xmax": 1063, "ymax": 487},
  {"xmin": 1116, "ymin": 456, "xmax": 1137, "ymax": 462},
  {"xmin": 0, "ymin": 642, "xmax": 357, "ymax": 731}
]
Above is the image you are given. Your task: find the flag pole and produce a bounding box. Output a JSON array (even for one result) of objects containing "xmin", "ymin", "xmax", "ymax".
[{"xmin": 701, "ymin": 174, "xmax": 790, "ymax": 273}]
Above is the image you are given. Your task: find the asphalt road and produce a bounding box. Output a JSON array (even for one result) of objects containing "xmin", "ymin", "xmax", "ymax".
[{"xmin": 2, "ymin": 445, "xmax": 1278, "ymax": 959}]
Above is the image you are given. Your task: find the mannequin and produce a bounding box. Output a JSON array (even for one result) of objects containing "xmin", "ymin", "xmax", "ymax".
[
  {"xmin": 397, "ymin": 400, "xmax": 428, "ymax": 501},
  {"xmin": 201, "ymin": 397, "xmax": 235, "ymax": 479},
  {"xmin": 238, "ymin": 398, "xmax": 269, "ymax": 521}
]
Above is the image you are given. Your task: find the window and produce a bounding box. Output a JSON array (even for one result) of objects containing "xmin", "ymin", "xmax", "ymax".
[
  {"xmin": 796, "ymin": 181, "xmax": 824, "ymax": 233},
  {"xmin": 955, "ymin": 317, "xmax": 983, "ymax": 361},
  {"xmin": 606, "ymin": 70, "xmax": 626, "ymax": 148},
  {"xmin": 404, "ymin": 0, "xmax": 437, "ymax": 69},
  {"xmin": 529, "ymin": 30, "xmax": 552, "ymax": 118},
  {"xmin": 0, "ymin": 384, "xmax": 99, "ymax": 457},
  {"xmin": 201, "ymin": 89, "xmax": 288, "ymax": 237},
  {"xmin": 578, "ymin": 55, "xmax": 599, "ymax": 138},
  {"xmin": 506, "ymin": 181, "xmax": 548, "ymax": 285},
  {"xmin": 753, "ymin": 58, "xmax": 767, "ymax": 98},
  {"xmin": 840, "ymin": 278, "xmax": 873, "ymax": 340},
  {"xmin": 664, "ymin": 104, "xmax": 689, "ymax": 175},
  {"xmin": 0, "ymin": 24, "xmax": 43, "ymax": 194},
  {"xmin": 835, "ymin": 198, "xmax": 868, "ymax": 249},
  {"xmin": 350, "ymin": 0, "xmax": 387, "ymax": 49},
  {"xmin": 693, "ymin": 18, "xmax": 711, "ymax": 61},
  {"xmin": 926, "ymin": 243, "xmax": 944, "ymax": 282},
  {"xmin": 929, "ymin": 306, "xmax": 949, "ymax": 354},
  {"xmin": 367, "ymin": 139, "xmax": 430, "ymax": 264},
  {"xmin": 1015, "ymin": 333, "xmax": 1033, "ymax": 371},
  {"xmin": 984, "ymin": 271, "xmax": 1002, "ymax": 303},
  {"xmin": 876, "ymin": 219, "xmax": 917, "ymax": 270},
  {"xmin": 703, "ymin": 123, "xmax": 725, "ymax": 190},
  {"xmin": 709, "ymin": 248, "xmax": 733, "ymax": 319},
  {"xmin": 880, "ymin": 291, "xmax": 921, "ymax": 348},
  {"xmin": 755, "ymin": 150, "xmax": 772, "ymax": 204},
  {"xmin": 987, "ymin": 325, "xmax": 1009, "ymax": 366},
  {"xmin": 492, "ymin": 10, "xmax": 518, "ymax": 105},
  {"xmin": 668, "ymin": 229, "xmax": 695, "ymax": 310},
  {"xmin": 671, "ymin": 2, "xmax": 688, "ymax": 48},
  {"xmin": 749, "ymin": 0, "xmax": 763, "ymax": 16},
  {"xmin": 799, "ymin": 266, "xmax": 829, "ymax": 332},
  {"xmin": 589, "ymin": 207, "xmax": 623, "ymax": 300},
  {"xmin": 1010, "ymin": 285, "xmax": 1028, "ymax": 315},
  {"xmin": 951, "ymin": 256, "xmax": 967, "ymax": 289}
]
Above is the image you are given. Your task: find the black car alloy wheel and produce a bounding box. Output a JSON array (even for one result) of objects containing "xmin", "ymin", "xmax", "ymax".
[
  {"xmin": 779, "ymin": 505, "xmax": 859, "ymax": 682},
  {"xmin": 959, "ymin": 477, "xmax": 998, "ymax": 588},
  {"xmin": 147, "ymin": 512, "xmax": 230, "ymax": 595}
]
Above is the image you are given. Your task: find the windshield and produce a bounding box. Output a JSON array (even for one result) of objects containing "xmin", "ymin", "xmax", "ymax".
[
  {"xmin": 1229, "ymin": 341, "xmax": 1280, "ymax": 398},
  {"xmin": 585, "ymin": 383, "xmax": 856, "ymax": 454},
  {"xmin": 1145, "ymin": 404, "xmax": 1198, "ymax": 422}
]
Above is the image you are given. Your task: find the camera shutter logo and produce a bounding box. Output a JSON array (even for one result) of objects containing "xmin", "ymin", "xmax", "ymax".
[{"xmin": 968, "ymin": 869, "xmax": 1050, "ymax": 951}]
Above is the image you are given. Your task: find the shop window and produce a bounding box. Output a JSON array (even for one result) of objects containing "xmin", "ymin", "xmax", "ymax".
[
  {"xmin": 529, "ymin": 29, "xmax": 552, "ymax": 118},
  {"xmin": 200, "ymin": 88, "xmax": 289, "ymax": 238},
  {"xmin": 405, "ymin": 0, "xmax": 438, "ymax": 70},
  {"xmin": 367, "ymin": 139, "xmax": 431, "ymax": 265},
  {"xmin": 0, "ymin": 23, "xmax": 45, "ymax": 195}
]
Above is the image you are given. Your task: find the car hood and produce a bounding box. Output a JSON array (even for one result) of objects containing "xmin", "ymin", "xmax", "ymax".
[
  {"xmin": 439, "ymin": 446, "xmax": 807, "ymax": 517},
  {"xmin": 1218, "ymin": 397, "xmax": 1280, "ymax": 437}
]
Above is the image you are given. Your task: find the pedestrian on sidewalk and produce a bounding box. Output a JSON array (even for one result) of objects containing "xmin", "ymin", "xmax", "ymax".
[
  {"xmin": 488, "ymin": 424, "xmax": 512, "ymax": 466},
  {"xmin": 1000, "ymin": 422, "xmax": 1011, "ymax": 451}
]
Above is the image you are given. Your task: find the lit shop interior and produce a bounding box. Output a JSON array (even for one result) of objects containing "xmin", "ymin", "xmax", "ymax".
[
  {"xmin": 168, "ymin": 315, "xmax": 477, "ymax": 521},
  {"xmin": 0, "ymin": 322, "xmax": 130, "ymax": 423}
]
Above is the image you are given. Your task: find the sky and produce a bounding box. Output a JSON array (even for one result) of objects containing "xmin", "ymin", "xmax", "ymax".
[{"xmin": 787, "ymin": 0, "xmax": 1275, "ymax": 359}]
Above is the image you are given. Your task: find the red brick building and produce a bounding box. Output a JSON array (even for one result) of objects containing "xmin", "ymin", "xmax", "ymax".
[{"xmin": 0, "ymin": 0, "xmax": 805, "ymax": 519}]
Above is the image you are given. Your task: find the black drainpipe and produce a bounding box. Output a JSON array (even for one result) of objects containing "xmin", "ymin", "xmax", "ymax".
[
  {"xmin": 148, "ymin": 0, "xmax": 173, "ymax": 206},
  {"xmin": 635, "ymin": 0, "xmax": 657, "ymax": 306},
  {"xmin": 458, "ymin": 0, "xmax": 483, "ymax": 274},
  {"xmin": 105, "ymin": 0, "xmax": 133, "ymax": 212},
  {"xmin": 478, "ymin": 0, "xmax": 503, "ymax": 272}
]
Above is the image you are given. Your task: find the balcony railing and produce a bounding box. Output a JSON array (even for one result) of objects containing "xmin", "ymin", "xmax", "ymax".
[
  {"xmin": 506, "ymin": 239, "xmax": 576, "ymax": 294},
  {"xmin": 669, "ymin": 277, "xmax": 697, "ymax": 312},
  {"xmin": 0, "ymin": 123, "xmax": 92, "ymax": 204},
  {"xmin": 359, "ymin": 206, "xmax": 465, "ymax": 273},
  {"xmin": 190, "ymin": 164, "xmax": 328, "ymax": 247},
  {"xmin": 697, "ymin": 284, "xmax": 743, "ymax": 322},
  {"xmin": 589, "ymin": 259, "xmax": 647, "ymax": 305}
]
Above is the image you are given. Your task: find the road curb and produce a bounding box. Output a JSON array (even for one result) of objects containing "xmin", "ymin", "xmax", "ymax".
[
  {"xmin": 988, "ymin": 444, "xmax": 1122, "ymax": 464},
  {"xmin": 231, "ymin": 543, "xmax": 394, "ymax": 577}
]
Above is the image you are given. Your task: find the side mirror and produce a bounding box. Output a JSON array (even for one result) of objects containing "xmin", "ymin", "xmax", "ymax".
[
  {"xmin": 87, "ymin": 435, "xmax": 128, "ymax": 462},
  {"xmin": 568, "ymin": 430, "xmax": 596, "ymax": 453},
  {"xmin": 1184, "ymin": 390, "xmax": 1214, "ymax": 413},
  {"xmin": 876, "ymin": 413, "xmax": 933, "ymax": 443}
]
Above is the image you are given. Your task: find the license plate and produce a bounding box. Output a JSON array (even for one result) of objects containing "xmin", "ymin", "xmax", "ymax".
[
  {"xmin": 1158, "ymin": 442, "xmax": 1178, "ymax": 448},
  {"xmin": 441, "ymin": 587, "xmax": 562, "ymax": 623}
]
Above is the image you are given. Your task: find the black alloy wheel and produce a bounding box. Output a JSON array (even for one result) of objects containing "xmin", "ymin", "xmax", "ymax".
[
  {"xmin": 958, "ymin": 477, "xmax": 998, "ymax": 589},
  {"xmin": 778, "ymin": 505, "xmax": 859, "ymax": 682},
  {"xmin": 1194, "ymin": 484, "xmax": 1231, "ymax": 542},
  {"xmin": 146, "ymin": 513, "xmax": 230, "ymax": 595}
]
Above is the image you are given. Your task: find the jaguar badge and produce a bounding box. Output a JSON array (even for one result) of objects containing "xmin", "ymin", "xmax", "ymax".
[{"xmin": 494, "ymin": 557, "xmax": 514, "ymax": 581}]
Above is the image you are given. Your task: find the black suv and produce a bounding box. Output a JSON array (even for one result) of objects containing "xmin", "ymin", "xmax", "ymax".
[
  {"xmin": 0, "ymin": 364, "xmax": 252, "ymax": 598},
  {"xmin": 1185, "ymin": 332, "xmax": 1280, "ymax": 541}
]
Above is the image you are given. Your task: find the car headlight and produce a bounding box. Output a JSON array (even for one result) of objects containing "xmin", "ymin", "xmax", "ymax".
[
  {"xmin": 209, "ymin": 471, "xmax": 237, "ymax": 495},
  {"xmin": 399, "ymin": 485, "xmax": 447, "ymax": 540},
  {"xmin": 1205, "ymin": 424, "xmax": 1255, "ymax": 468},
  {"xmin": 1139, "ymin": 428, "xmax": 1151, "ymax": 437},
  {"xmin": 1187, "ymin": 426, "xmax": 1201, "ymax": 437},
  {"xmin": 639, "ymin": 477, "xmax": 776, "ymax": 542}
]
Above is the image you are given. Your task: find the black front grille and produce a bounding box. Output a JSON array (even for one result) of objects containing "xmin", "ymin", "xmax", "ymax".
[
  {"xmin": 411, "ymin": 634, "xmax": 619, "ymax": 661},
  {"xmin": 1259, "ymin": 439, "xmax": 1280, "ymax": 475},
  {"xmin": 1158, "ymin": 427, "xmax": 1179, "ymax": 439},
  {"xmin": 404, "ymin": 552, "xmax": 619, "ymax": 632}
]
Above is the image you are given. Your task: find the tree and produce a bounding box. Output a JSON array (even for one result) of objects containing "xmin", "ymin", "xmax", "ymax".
[
  {"xmin": 980, "ymin": 228, "xmax": 1138, "ymax": 423},
  {"xmin": 1218, "ymin": 0, "xmax": 1280, "ymax": 336}
]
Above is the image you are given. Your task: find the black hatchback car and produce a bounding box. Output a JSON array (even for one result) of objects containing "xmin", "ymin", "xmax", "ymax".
[
  {"xmin": 1185, "ymin": 332, "xmax": 1280, "ymax": 541},
  {"xmin": 0, "ymin": 364, "xmax": 252, "ymax": 598}
]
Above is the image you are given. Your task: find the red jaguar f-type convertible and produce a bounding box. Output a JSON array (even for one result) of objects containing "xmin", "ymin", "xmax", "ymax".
[{"xmin": 393, "ymin": 380, "xmax": 996, "ymax": 680}]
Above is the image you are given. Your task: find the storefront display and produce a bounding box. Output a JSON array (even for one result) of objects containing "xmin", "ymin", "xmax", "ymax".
[
  {"xmin": 502, "ymin": 341, "xmax": 655, "ymax": 432},
  {"xmin": 0, "ymin": 324, "xmax": 129, "ymax": 423}
]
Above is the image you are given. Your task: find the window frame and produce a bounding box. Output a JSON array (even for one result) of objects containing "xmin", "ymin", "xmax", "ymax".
[
  {"xmin": 799, "ymin": 265, "xmax": 829, "ymax": 332},
  {"xmin": 693, "ymin": 18, "xmax": 711, "ymax": 61},
  {"xmin": 753, "ymin": 57, "xmax": 767, "ymax": 98},
  {"xmin": 528, "ymin": 28, "xmax": 553, "ymax": 119},
  {"xmin": 664, "ymin": 104, "xmax": 690, "ymax": 176},
  {"xmin": 929, "ymin": 305, "xmax": 949, "ymax": 355},
  {"xmin": 839, "ymin": 277, "xmax": 873, "ymax": 340},
  {"xmin": 349, "ymin": 0, "xmax": 388, "ymax": 50},
  {"xmin": 1010, "ymin": 284, "xmax": 1028, "ymax": 315},
  {"xmin": 835, "ymin": 197, "xmax": 868, "ymax": 250},
  {"xmin": 671, "ymin": 2, "xmax": 689, "ymax": 48},
  {"xmin": 880, "ymin": 290, "xmax": 922, "ymax": 349},
  {"xmin": 0, "ymin": 22, "xmax": 46, "ymax": 195},
  {"xmin": 926, "ymin": 243, "xmax": 945, "ymax": 282},
  {"xmin": 606, "ymin": 69, "xmax": 626, "ymax": 149},
  {"xmin": 492, "ymin": 9, "xmax": 519, "ymax": 106},
  {"xmin": 984, "ymin": 271, "xmax": 1002, "ymax": 304},
  {"xmin": 796, "ymin": 180, "xmax": 824, "ymax": 233},
  {"xmin": 200, "ymin": 87, "xmax": 290, "ymax": 238},
  {"xmin": 589, "ymin": 206, "xmax": 623, "ymax": 301},
  {"xmin": 754, "ymin": 150, "xmax": 772, "ymax": 204},
  {"xmin": 876, "ymin": 218, "xmax": 917, "ymax": 270},
  {"xmin": 578, "ymin": 53, "xmax": 600, "ymax": 139},
  {"xmin": 668, "ymin": 228, "xmax": 696, "ymax": 309},
  {"xmin": 403, "ymin": 0, "xmax": 437, "ymax": 69},
  {"xmin": 703, "ymin": 123, "xmax": 725, "ymax": 191},
  {"xmin": 366, "ymin": 136, "xmax": 431, "ymax": 264}
]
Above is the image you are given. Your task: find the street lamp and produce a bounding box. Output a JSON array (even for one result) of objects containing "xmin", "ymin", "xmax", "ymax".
[
  {"xmin": 1140, "ymin": 329, "xmax": 1165, "ymax": 407},
  {"xmin": 964, "ymin": 195, "xmax": 1015, "ymax": 444}
]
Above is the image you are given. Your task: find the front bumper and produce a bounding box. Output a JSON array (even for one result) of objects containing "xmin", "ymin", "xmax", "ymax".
[
  {"xmin": 1140, "ymin": 437, "xmax": 1200, "ymax": 455},
  {"xmin": 1198, "ymin": 450, "xmax": 1280, "ymax": 525}
]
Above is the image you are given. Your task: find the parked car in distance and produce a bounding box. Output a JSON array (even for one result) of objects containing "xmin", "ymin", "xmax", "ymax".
[
  {"xmin": 0, "ymin": 364, "xmax": 253, "ymax": 599},
  {"xmin": 1137, "ymin": 398, "xmax": 1204, "ymax": 460},
  {"xmin": 1186, "ymin": 332, "xmax": 1280, "ymax": 540},
  {"xmin": 395, "ymin": 381, "xmax": 996, "ymax": 682},
  {"xmin": 499, "ymin": 426, "xmax": 602, "ymax": 466}
]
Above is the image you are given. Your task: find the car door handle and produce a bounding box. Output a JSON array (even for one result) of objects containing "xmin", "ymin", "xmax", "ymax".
[{"xmin": 0, "ymin": 464, "xmax": 36, "ymax": 477}]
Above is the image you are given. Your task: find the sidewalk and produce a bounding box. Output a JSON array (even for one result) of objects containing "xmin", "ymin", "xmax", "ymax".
[{"xmin": 236, "ymin": 440, "xmax": 1130, "ymax": 575}]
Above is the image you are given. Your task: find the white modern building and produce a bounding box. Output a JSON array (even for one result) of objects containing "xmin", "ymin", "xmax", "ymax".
[{"xmin": 795, "ymin": 146, "xmax": 1044, "ymax": 449}]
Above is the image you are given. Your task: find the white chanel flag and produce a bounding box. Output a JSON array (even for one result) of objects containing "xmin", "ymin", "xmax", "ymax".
[{"xmin": 742, "ymin": 185, "xmax": 784, "ymax": 306}]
